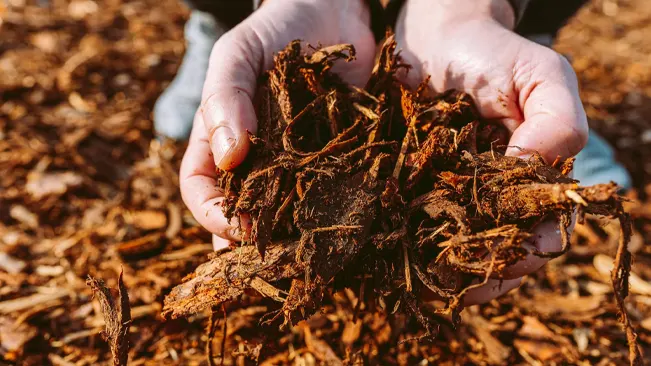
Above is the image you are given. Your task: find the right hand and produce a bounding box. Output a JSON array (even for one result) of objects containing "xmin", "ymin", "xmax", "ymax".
[
  {"xmin": 179, "ymin": 0, "xmax": 377, "ymax": 250},
  {"xmin": 395, "ymin": 0, "xmax": 588, "ymax": 305}
]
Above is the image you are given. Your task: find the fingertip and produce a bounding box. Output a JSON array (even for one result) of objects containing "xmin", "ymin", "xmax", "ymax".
[
  {"xmin": 214, "ymin": 128, "xmax": 251, "ymax": 171},
  {"xmin": 213, "ymin": 235, "xmax": 231, "ymax": 251},
  {"xmin": 463, "ymin": 277, "xmax": 522, "ymax": 306},
  {"xmin": 499, "ymin": 219, "xmax": 561, "ymax": 279},
  {"xmin": 201, "ymin": 27, "xmax": 260, "ymax": 171},
  {"xmin": 201, "ymin": 90, "xmax": 257, "ymax": 171}
]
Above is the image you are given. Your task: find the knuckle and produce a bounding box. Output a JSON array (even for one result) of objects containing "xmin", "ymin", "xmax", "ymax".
[
  {"xmin": 213, "ymin": 28, "xmax": 238, "ymax": 50},
  {"xmin": 558, "ymin": 118, "xmax": 589, "ymax": 157},
  {"xmin": 533, "ymin": 47, "xmax": 568, "ymax": 72},
  {"xmin": 542, "ymin": 49, "xmax": 580, "ymax": 86},
  {"xmin": 558, "ymin": 54, "xmax": 581, "ymax": 87},
  {"xmin": 199, "ymin": 90, "xmax": 218, "ymax": 116},
  {"xmin": 538, "ymin": 47, "xmax": 564, "ymax": 68},
  {"xmin": 208, "ymin": 28, "xmax": 252, "ymax": 71},
  {"xmin": 229, "ymin": 226, "xmax": 243, "ymax": 241},
  {"xmin": 180, "ymin": 189, "xmax": 202, "ymax": 221},
  {"xmin": 179, "ymin": 167, "xmax": 196, "ymax": 209}
]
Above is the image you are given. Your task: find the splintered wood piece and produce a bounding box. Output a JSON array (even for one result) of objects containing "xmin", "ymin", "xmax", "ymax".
[
  {"xmin": 87, "ymin": 272, "xmax": 131, "ymax": 366},
  {"xmin": 163, "ymin": 240, "xmax": 302, "ymax": 319},
  {"xmin": 610, "ymin": 213, "xmax": 643, "ymax": 365}
]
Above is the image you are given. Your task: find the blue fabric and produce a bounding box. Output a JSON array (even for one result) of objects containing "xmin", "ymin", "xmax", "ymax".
[
  {"xmin": 153, "ymin": 11, "xmax": 223, "ymax": 140},
  {"xmin": 573, "ymin": 130, "xmax": 632, "ymax": 190}
]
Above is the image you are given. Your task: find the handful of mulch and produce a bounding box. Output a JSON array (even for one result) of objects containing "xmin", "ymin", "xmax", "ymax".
[{"xmin": 163, "ymin": 38, "xmax": 641, "ymax": 363}]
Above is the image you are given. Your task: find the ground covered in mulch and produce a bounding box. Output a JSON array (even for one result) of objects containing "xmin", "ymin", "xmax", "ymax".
[{"xmin": 1, "ymin": 0, "xmax": 650, "ymax": 365}]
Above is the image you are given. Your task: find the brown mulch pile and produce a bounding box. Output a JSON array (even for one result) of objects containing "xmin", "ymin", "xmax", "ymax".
[
  {"xmin": 1, "ymin": 0, "xmax": 650, "ymax": 365},
  {"xmin": 557, "ymin": 0, "xmax": 651, "ymax": 194}
]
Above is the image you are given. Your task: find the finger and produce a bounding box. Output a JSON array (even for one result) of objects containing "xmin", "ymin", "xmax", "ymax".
[
  {"xmin": 201, "ymin": 0, "xmax": 378, "ymax": 170},
  {"xmin": 508, "ymin": 213, "xmax": 577, "ymax": 278},
  {"xmin": 463, "ymin": 277, "xmax": 522, "ymax": 306},
  {"xmin": 200, "ymin": 26, "xmax": 263, "ymax": 171},
  {"xmin": 496, "ymin": 219, "xmax": 562, "ymax": 280},
  {"xmin": 507, "ymin": 52, "xmax": 588, "ymax": 163},
  {"xmin": 213, "ymin": 235, "xmax": 231, "ymax": 251},
  {"xmin": 421, "ymin": 277, "xmax": 522, "ymax": 305},
  {"xmin": 180, "ymin": 112, "xmax": 244, "ymax": 241}
]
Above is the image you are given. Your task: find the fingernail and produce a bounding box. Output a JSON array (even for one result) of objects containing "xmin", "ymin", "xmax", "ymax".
[{"xmin": 210, "ymin": 124, "xmax": 236, "ymax": 167}]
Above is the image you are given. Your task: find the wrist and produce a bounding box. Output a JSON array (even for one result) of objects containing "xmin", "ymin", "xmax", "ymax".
[{"xmin": 402, "ymin": 0, "xmax": 515, "ymax": 30}]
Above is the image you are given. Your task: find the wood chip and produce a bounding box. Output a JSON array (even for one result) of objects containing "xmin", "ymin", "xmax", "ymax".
[
  {"xmin": 0, "ymin": 316, "xmax": 38, "ymax": 360},
  {"xmin": 0, "ymin": 291, "xmax": 69, "ymax": 314},
  {"xmin": 9, "ymin": 205, "xmax": 39, "ymax": 229},
  {"xmin": 0, "ymin": 252, "xmax": 26, "ymax": 274},
  {"xmin": 130, "ymin": 210, "xmax": 167, "ymax": 231},
  {"xmin": 25, "ymin": 171, "xmax": 83, "ymax": 200},
  {"xmin": 594, "ymin": 254, "xmax": 651, "ymax": 295}
]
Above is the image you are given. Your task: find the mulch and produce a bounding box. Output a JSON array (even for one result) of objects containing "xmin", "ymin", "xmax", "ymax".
[{"xmin": 0, "ymin": 0, "xmax": 649, "ymax": 365}]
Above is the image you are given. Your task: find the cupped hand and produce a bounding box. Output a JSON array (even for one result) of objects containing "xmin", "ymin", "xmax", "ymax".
[
  {"xmin": 180, "ymin": 0, "xmax": 376, "ymax": 250},
  {"xmin": 395, "ymin": 0, "xmax": 588, "ymax": 305}
]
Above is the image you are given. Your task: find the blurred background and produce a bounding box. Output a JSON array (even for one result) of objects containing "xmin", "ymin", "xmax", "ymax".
[{"xmin": 0, "ymin": 0, "xmax": 650, "ymax": 364}]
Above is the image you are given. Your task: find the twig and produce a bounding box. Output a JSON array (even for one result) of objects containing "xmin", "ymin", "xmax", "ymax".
[
  {"xmin": 393, "ymin": 127, "xmax": 411, "ymax": 179},
  {"xmin": 611, "ymin": 212, "xmax": 643, "ymax": 365},
  {"xmin": 206, "ymin": 307, "xmax": 218, "ymax": 366},
  {"xmin": 402, "ymin": 240, "xmax": 412, "ymax": 292},
  {"xmin": 473, "ymin": 167, "xmax": 483, "ymax": 216},
  {"xmin": 220, "ymin": 304, "xmax": 228, "ymax": 366},
  {"xmin": 311, "ymin": 225, "xmax": 362, "ymax": 233}
]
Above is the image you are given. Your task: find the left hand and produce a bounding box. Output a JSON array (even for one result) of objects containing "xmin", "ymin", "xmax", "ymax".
[{"xmin": 179, "ymin": 0, "xmax": 377, "ymax": 251}]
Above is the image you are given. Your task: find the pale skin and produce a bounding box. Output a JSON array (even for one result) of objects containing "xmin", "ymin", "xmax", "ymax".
[{"xmin": 180, "ymin": 0, "xmax": 589, "ymax": 305}]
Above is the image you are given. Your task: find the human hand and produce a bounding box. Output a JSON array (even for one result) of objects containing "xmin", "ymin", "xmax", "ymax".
[
  {"xmin": 395, "ymin": 0, "xmax": 588, "ymax": 305},
  {"xmin": 180, "ymin": 0, "xmax": 376, "ymax": 250}
]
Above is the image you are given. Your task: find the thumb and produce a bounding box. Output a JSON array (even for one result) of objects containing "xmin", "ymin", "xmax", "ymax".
[
  {"xmin": 506, "ymin": 53, "xmax": 588, "ymax": 163},
  {"xmin": 200, "ymin": 30, "xmax": 263, "ymax": 171}
]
